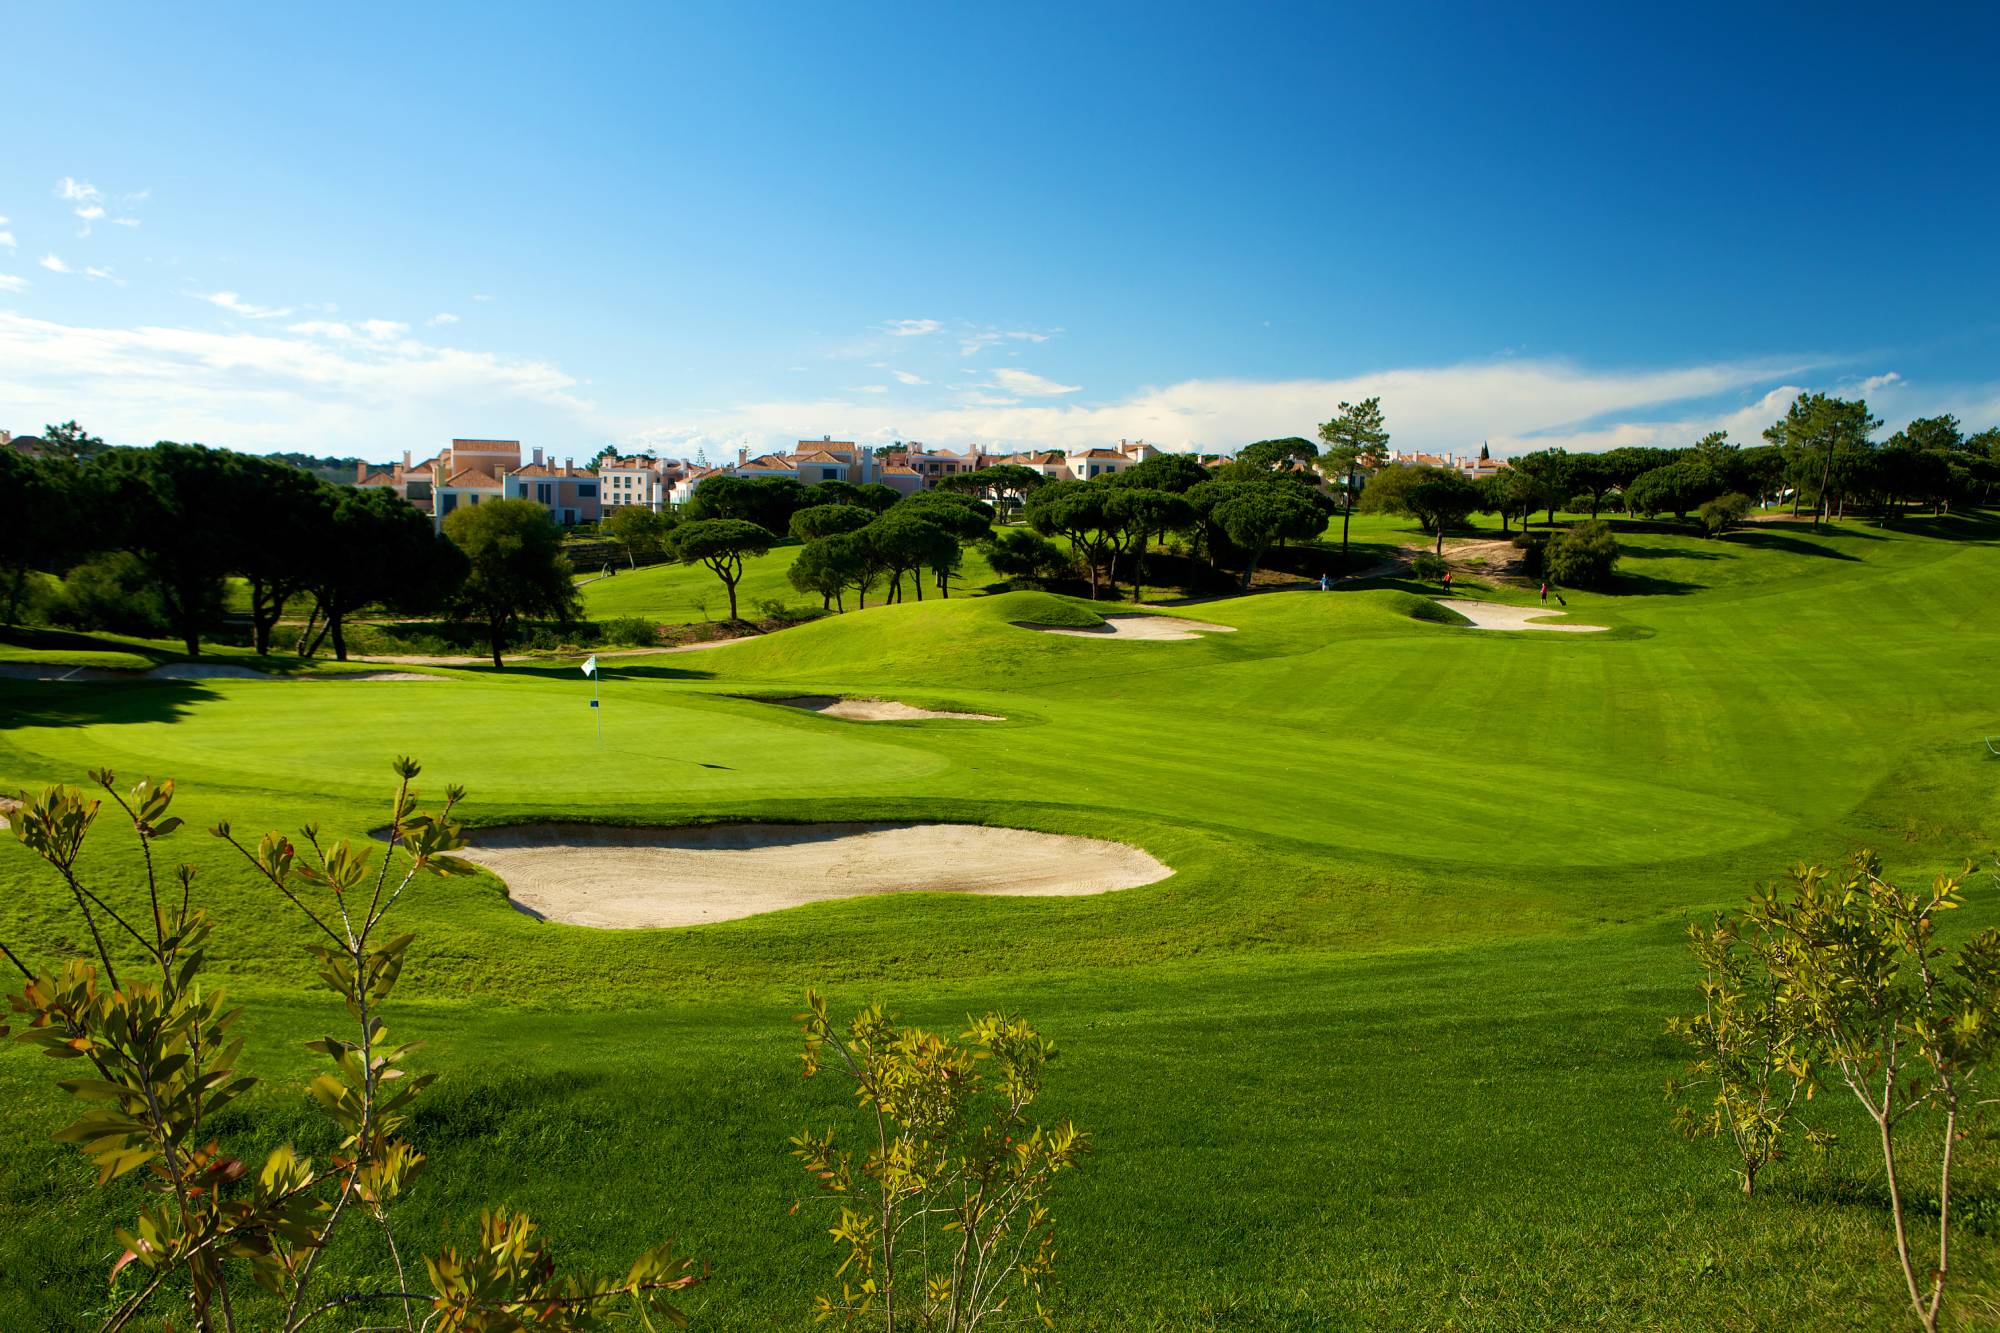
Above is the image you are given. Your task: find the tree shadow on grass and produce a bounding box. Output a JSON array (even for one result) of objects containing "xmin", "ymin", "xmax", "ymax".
[
  {"xmin": 1616, "ymin": 544, "xmax": 1733, "ymax": 562},
  {"xmin": 1725, "ymin": 530, "xmax": 1862, "ymax": 561},
  {"xmin": 1605, "ymin": 570, "xmax": 1704, "ymax": 597},
  {"xmin": 452, "ymin": 661, "xmax": 718, "ymax": 683},
  {"xmin": 0, "ymin": 679, "xmax": 216, "ymax": 732}
]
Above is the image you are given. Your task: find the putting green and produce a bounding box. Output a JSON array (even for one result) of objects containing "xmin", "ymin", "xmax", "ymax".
[{"xmin": 3, "ymin": 513, "xmax": 1998, "ymax": 1330}]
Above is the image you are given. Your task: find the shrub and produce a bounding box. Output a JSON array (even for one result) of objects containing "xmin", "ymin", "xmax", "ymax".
[
  {"xmin": 4, "ymin": 762, "xmax": 704, "ymax": 1329},
  {"xmin": 604, "ymin": 615, "xmax": 659, "ymax": 647},
  {"xmin": 56, "ymin": 551, "xmax": 171, "ymax": 636},
  {"xmin": 1410, "ymin": 551, "xmax": 1446, "ymax": 581},
  {"xmin": 1670, "ymin": 854, "xmax": 2000, "ymax": 1333},
  {"xmin": 1544, "ymin": 520, "xmax": 1620, "ymax": 589},
  {"xmin": 792, "ymin": 991, "xmax": 1088, "ymax": 1330},
  {"xmin": 1698, "ymin": 492, "xmax": 1752, "ymax": 537}
]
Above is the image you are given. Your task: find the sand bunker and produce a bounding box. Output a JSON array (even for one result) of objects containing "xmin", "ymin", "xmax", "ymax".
[
  {"xmin": 1023, "ymin": 614, "xmax": 1238, "ymax": 641},
  {"xmin": 767, "ymin": 695, "xmax": 1003, "ymax": 722},
  {"xmin": 1436, "ymin": 598, "xmax": 1608, "ymax": 632},
  {"xmin": 455, "ymin": 822, "xmax": 1172, "ymax": 927}
]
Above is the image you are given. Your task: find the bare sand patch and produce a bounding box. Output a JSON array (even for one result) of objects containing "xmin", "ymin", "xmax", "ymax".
[
  {"xmin": 1436, "ymin": 598, "xmax": 1608, "ymax": 632},
  {"xmin": 769, "ymin": 696, "xmax": 1003, "ymax": 722},
  {"xmin": 145, "ymin": 663, "xmax": 272, "ymax": 680},
  {"xmin": 455, "ymin": 822, "xmax": 1172, "ymax": 928},
  {"xmin": 1023, "ymin": 614, "xmax": 1239, "ymax": 641}
]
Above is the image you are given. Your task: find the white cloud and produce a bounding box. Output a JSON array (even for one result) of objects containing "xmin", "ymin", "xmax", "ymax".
[
  {"xmin": 0, "ymin": 310, "xmax": 596, "ymax": 453},
  {"xmin": 360, "ymin": 319, "xmax": 409, "ymax": 340},
  {"xmin": 892, "ymin": 369, "xmax": 927, "ymax": 385},
  {"xmin": 84, "ymin": 267, "xmax": 120, "ymax": 284},
  {"xmin": 0, "ymin": 274, "xmax": 27, "ymax": 293},
  {"xmin": 852, "ymin": 384, "xmax": 889, "ymax": 394},
  {"xmin": 197, "ymin": 290, "xmax": 294, "ymax": 319},
  {"xmin": 1858, "ymin": 371, "xmax": 1902, "ymax": 394},
  {"xmin": 0, "ymin": 217, "xmax": 15, "ymax": 249},
  {"xmin": 429, "ymin": 312, "xmax": 460, "ymax": 326},
  {"xmin": 472, "ymin": 292, "xmax": 494, "ymax": 301},
  {"xmin": 40, "ymin": 254, "xmax": 71, "ymax": 274},
  {"xmin": 990, "ymin": 367, "xmax": 1081, "ymax": 396},
  {"xmin": 960, "ymin": 327, "xmax": 1057, "ymax": 356},
  {"xmin": 631, "ymin": 355, "xmax": 1834, "ymax": 459},
  {"xmin": 883, "ymin": 318, "xmax": 940, "ymax": 337},
  {"xmin": 57, "ymin": 178, "xmax": 145, "ymax": 233}
]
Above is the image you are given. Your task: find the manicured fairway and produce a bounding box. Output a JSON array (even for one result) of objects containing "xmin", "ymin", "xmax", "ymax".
[{"xmin": 3, "ymin": 514, "xmax": 1998, "ymax": 1329}]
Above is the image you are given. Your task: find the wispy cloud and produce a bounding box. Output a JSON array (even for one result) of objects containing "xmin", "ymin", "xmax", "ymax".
[
  {"xmin": 989, "ymin": 367, "xmax": 1081, "ymax": 396},
  {"xmin": 0, "ymin": 310, "xmax": 595, "ymax": 452},
  {"xmin": 0, "ymin": 217, "xmax": 15, "ymax": 250},
  {"xmin": 40, "ymin": 254, "xmax": 71, "ymax": 274},
  {"xmin": 892, "ymin": 369, "xmax": 927, "ymax": 385},
  {"xmin": 56, "ymin": 177, "xmax": 143, "ymax": 234},
  {"xmin": 960, "ymin": 327, "xmax": 1057, "ymax": 356},
  {"xmin": 883, "ymin": 318, "xmax": 940, "ymax": 337},
  {"xmin": 0, "ymin": 274, "xmax": 27, "ymax": 294},
  {"xmin": 428, "ymin": 312, "xmax": 459, "ymax": 326},
  {"xmin": 84, "ymin": 266, "xmax": 121, "ymax": 284},
  {"xmin": 197, "ymin": 290, "xmax": 294, "ymax": 319},
  {"xmin": 361, "ymin": 319, "xmax": 408, "ymax": 340}
]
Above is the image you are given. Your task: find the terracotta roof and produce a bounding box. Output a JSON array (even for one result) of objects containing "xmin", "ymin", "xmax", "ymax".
[
  {"xmin": 1073, "ymin": 448, "xmax": 1125, "ymax": 460},
  {"xmin": 878, "ymin": 463, "xmax": 921, "ymax": 475},
  {"xmin": 740, "ymin": 454, "xmax": 794, "ymax": 470},
  {"xmin": 444, "ymin": 468, "xmax": 501, "ymax": 488},
  {"xmin": 793, "ymin": 450, "xmax": 844, "ymax": 464},
  {"xmin": 357, "ymin": 471, "xmax": 399, "ymax": 486}
]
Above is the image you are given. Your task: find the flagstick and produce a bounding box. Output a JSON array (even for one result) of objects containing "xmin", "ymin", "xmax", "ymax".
[{"xmin": 595, "ymin": 665, "xmax": 602, "ymax": 746}]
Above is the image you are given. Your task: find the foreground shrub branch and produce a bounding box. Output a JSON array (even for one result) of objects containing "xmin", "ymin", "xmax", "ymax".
[{"xmin": 5, "ymin": 760, "xmax": 702, "ymax": 1333}]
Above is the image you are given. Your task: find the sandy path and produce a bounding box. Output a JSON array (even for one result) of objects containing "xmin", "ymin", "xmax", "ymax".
[
  {"xmin": 769, "ymin": 696, "xmax": 1004, "ymax": 722},
  {"xmin": 1023, "ymin": 614, "xmax": 1239, "ymax": 641},
  {"xmin": 1435, "ymin": 598, "xmax": 1608, "ymax": 632},
  {"xmin": 456, "ymin": 822, "xmax": 1172, "ymax": 927}
]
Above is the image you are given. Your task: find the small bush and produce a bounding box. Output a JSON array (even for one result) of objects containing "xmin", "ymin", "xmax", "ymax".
[
  {"xmin": 1545, "ymin": 520, "xmax": 1620, "ymax": 589},
  {"xmin": 56, "ymin": 552, "xmax": 170, "ymax": 635},
  {"xmin": 1410, "ymin": 551, "xmax": 1447, "ymax": 581},
  {"xmin": 604, "ymin": 616, "xmax": 659, "ymax": 647},
  {"xmin": 1513, "ymin": 533, "xmax": 1551, "ymax": 578},
  {"xmin": 1698, "ymin": 492, "xmax": 1752, "ymax": 537}
]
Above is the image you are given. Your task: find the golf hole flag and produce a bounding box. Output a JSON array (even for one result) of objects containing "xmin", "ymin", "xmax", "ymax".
[
  {"xmin": 581, "ymin": 655, "xmax": 598, "ymax": 678},
  {"xmin": 582, "ymin": 655, "xmax": 600, "ymax": 728}
]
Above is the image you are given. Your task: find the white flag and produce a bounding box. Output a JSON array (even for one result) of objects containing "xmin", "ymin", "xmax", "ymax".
[{"xmin": 580, "ymin": 655, "xmax": 598, "ymax": 677}]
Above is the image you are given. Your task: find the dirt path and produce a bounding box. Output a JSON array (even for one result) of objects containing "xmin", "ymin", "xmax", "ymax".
[{"xmin": 456, "ymin": 822, "xmax": 1173, "ymax": 927}]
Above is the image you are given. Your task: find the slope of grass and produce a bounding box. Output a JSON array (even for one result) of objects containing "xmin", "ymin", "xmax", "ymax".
[
  {"xmin": 579, "ymin": 543, "xmax": 1005, "ymax": 623},
  {"xmin": 2, "ymin": 512, "xmax": 1998, "ymax": 1329}
]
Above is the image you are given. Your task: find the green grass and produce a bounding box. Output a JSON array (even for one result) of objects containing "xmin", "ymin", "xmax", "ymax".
[{"xmin": 3, "ymin": 512, "xmax": 2000, "ymax": 1329}]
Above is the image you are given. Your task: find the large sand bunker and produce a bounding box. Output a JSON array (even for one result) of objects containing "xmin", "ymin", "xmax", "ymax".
[
  {"xmin": 1435, "ymin": 598, "xmax": 1608, "ymax": 633},
  {"xmin": 767, "ymin": 695, "xmax": 1003, "ymax": 722},
  {"xmin": 1023, "ymin": 614, "xmax": 1238, "ymax": 641},
  {"xmin": 456, "ymin": 822, "xmax": 1172, "ymax": 927}
]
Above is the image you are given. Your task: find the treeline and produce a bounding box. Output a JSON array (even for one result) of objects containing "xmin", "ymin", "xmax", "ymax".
[
  {"xmin": 655, "ymin": 453, "xmax": 1341, "ymax": 615},
  {"xmin": 1365, "ymin": 400, "xmax": 2000, "ymax": 542},
  {"xmin": 0, "ymin": 439, "xmax": 585, "ymax": 667}
]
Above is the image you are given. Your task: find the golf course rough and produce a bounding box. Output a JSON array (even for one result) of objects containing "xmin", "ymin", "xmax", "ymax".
[
  {"xmin": 4, "ymin": 512, "xmax": 2000, "ymax": 1330},
  {"xmin": 452, "ymin": 820, "xmax": 1174, "ymax": 926}
]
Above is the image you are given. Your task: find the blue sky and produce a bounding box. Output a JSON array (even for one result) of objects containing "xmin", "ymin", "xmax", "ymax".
[{"xmin": 3, "ymin": 1, "xmax": 1997, "ymax": 460}]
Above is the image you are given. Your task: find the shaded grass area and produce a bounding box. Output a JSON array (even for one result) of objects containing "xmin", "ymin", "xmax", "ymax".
[{"xmin": 1, "ymin": 513, "xmax": 1998, "ymax": 1328}]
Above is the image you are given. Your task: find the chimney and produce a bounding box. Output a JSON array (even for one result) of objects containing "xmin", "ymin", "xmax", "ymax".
[
  {"xmin": 737, "ymin": 446, "xmax": 749, "ymax": 468},
  {"xmin": 402, "ymin": 449, "xmax": 412, "ymax": 470},
  {"xmin": 532, "ymin": 446, "xmax": 544, "ymax": 467},
  {"xmin": 355, "ymin": 460, "xmax": 367, "ymax": 483},
  {"xmin": 564, "ymin": 456, "xmax": 574, "ymax": 472}
]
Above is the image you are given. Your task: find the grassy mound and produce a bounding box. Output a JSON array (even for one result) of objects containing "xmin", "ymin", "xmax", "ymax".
[{"xmin": 986, "ymin": 588, "xmax": 1107, "ymax": 629}]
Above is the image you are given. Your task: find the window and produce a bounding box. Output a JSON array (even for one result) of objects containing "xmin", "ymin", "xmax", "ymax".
[
  {"xmin": 577, "ymin": 484, "xmax": 597, "ymax": 498},
  {"xmin": 537, "ymin": 482, "xmax": 552, "ymax": 503},
  {"xmin": 821, "ymin": 467, "xmax": 838, "ymax": 480}
]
